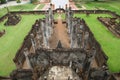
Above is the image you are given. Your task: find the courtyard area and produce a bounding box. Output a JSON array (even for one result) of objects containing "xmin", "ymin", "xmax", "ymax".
[{"xmin": 0, "ymin": 0, "xmax": 120, "ymax": 78}]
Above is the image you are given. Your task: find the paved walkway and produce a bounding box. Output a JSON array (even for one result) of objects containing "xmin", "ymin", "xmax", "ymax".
[{"xmin": 0, "ymin": 0, "xmax": 29, "ymax": 9}]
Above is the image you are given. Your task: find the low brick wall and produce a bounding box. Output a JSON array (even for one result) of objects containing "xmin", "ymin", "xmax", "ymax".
[
  {"xmin": 10, "ymin": 69, "xmax": 33, "ymax": 80},
  {"xmin": 73, "ymin": 10, "xmax": 120, "ymax": 18},
  {"xmin": 10, "ymin": 10, "xmax": 46, "ymax": 15},
  {"xmin": 0, "ymin": 76, "xmax": 10, "ymax": 80},
  {"xmin": 0, "ymin": 10, "xmax": 120, "ymax": 23}
]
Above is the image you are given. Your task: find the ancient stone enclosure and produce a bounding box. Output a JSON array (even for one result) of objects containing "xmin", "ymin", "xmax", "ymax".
[
  {"xmin": 98, "ymin": 17, "xmax": 120, "ymax": 38},
  {"xmin": 4, "ymin": 13, "xmax": 21, "ymax": 26},
  {"xmin": 0, "ymin": 6, "xmax": 120, "ymax": 80}
]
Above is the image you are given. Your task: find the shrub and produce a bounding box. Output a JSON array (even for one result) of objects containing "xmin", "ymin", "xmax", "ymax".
[
  {"xmin": 30, "ymin": 0, "xmax": 38, "ymax": 3},
  {"xmin": 16, "ymin": 0, "xmax": 21, "ymax": 3}
]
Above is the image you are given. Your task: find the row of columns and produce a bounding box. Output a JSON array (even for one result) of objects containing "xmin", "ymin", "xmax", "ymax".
[
  {"xmin": 41, "ymin": 6, "xmax": 54, "ymax": 48},
  {"xmin": 65, "ymin": 7, "xmax": 74, "ymax": 48}
]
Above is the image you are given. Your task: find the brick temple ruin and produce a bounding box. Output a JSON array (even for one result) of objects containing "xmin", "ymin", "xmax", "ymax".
[
  {"xmin": 3, "ymin": 7, "xmax": 21, "ymax": 26},
  {"xmin": 98, "ymin": 17, "xmax": 120, "ymax": 38},
  {"xmin": 4, "ymin": 13, "xmax": 21, "ymax": 26},
  {"xmin": 0, "ymin": 6, "xmax": 120, "ymax": 80}
]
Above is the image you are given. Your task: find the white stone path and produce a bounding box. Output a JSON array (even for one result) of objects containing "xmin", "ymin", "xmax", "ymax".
[{"xmin": 33, "ymin": 4, "xmax": 41, "ymax": 10}]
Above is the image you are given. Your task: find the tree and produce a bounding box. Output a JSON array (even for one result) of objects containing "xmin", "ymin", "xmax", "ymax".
[
  {"xmin": 16, "ymin": 0, "xmax": 21, "ymax": 3},
  {"xmin": 94, "ymin": 0, "xmax": 98, "ymax": 1},
  {"xmin": 30, "ymin": 0, "xmax": 38, "ymax": 3},
  {"xmin": 0, "ymin": 0, "xmax": 7, "ymax": 4}
]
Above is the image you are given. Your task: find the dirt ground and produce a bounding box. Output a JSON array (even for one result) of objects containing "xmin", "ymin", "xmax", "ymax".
[{"xmin": 49, "ymin": 14, "xmax": 70, "ymax": 48}]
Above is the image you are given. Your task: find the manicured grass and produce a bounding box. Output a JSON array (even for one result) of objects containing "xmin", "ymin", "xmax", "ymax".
[
  {"xmin": 0, "ymin": 3, "xmax": 37, "ymax": 18},
  {"xmin": 75, "ymin": 0, "xmax": 120, "ymax": 14},
  {"xmin": 9, "ymin": 3, "xmax": 37, "ymax": 11},
  {"xmin": 0, "ymin": 14, "xmax": 44, "ymax": 76},
  {"xmin": 85, "ymin": 1, "xmax": 120, "ymax": 14},
  {"xmin": 0, "ymin": 8, "xmax": 7, "ymax": 18},
  {"xmin": 74, "ymin": 14, "xmax": 120, "ymax": 73}
]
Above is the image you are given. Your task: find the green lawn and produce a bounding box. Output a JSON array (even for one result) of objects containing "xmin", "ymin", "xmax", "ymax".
[
  {"xmin": 74, "ymin": 14, "xmax": 120, "ymax": 73},
  {"xmin": 0, "ymin": 14, "xmax": 44, "ymax": 76},
  {"xmin": 75, "ymin": 0, "xmax": 120, "ymax": 14},
  {"xmin": 0, "ymin": 3, "xmax": 37, "ymax": 18},
  {"xmin": 0, "ymin": 8, "xmax": 7, "ymax": 18},
  {"xmin": 9, "ymin": 3, "xmax": 37, "ymax": 11}
]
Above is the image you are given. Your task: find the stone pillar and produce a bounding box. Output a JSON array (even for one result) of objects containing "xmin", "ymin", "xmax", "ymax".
[
  {"xmin": 79, "ymin": 24, "xmax": 84, "ymax": 49},
  {"xmin": 49, "ymin": 7, "xmax": 53, "ymax": 36},
  {"xmin": 69, "ymin": 61, "xmax": 72, "ymax": 68},
  {"xmin": 65, "ymin": 8, "xmax": 68, "ymax": 22},
  {"xmin": 70, "ymin": 7, "xmax": 73, "ymax": 33},
  {"xmin": 44, "ymin": 31, "xmax": 48, "ymax": 48},
  {"xmin": 70, "ymin": 20, "xmax": 73, "ymax": 48},
  {"xmin": 84, "ymin": 31, "xmax": 89, "ymax": 50},
  {"xmin": 78, "ymin": 32, "xmax": 83, "ymax": 48},
  {"xmin": 50, "ymin": 3, "xmax": 53, "ymax": 10},
  {"xmin": 66, "ymin": 7, "xmax": 73, "ymax": 34},
  {"xmin": 44, "ymin": 76, "xmax": 47, "ymax": 80},
  {"xmin": 41, "ymin": 21, "xmax": 47, "ymax": 48},
  {"xmin": 67, "ymin": 9, "xmax": 71, "ymax": 33},
  {"xmin": 65, "ymin": 4, "xmax": 68, "ymax": 10},
  {"xmin": 45, "ymin": 13, "xmax": 48, "ymax": 39},
  {"xmin": 75, "ymin": 68, "xmax": 79, "ymax": 73},
  {"xmin": 30, "ymin": 34, "xmax": 36, "ymax": 53},
  {"xmin": 36, "ymin": 31, "xmax": 41, "ymax": 48},
  {"xmin": 24, "ymin": 48, "xmax": 32, "ymax": 69}
]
